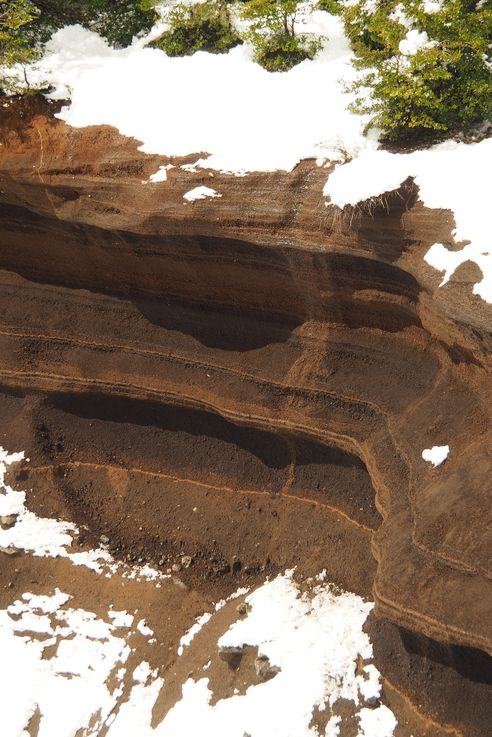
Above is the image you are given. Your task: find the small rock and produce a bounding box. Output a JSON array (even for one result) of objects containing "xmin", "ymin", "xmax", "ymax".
[
  {"xmin": 181, "ymin": 555, "xmax": 193, "ymax": 569},
  {"xmin": 158, "ymin": 558, "xmax": 165, "ymax": 566},
  {"xmin": 166, "ymin": 568, "xmax": 172, "ymax": 575},
  {"xmin": 100, "ymin": 534, "xmax": 110, "ymax": 545},
  {"xmin": 0, "ymin": 515, "xmax": 17, "ymax": 530},
  {"xmin": 172, "ymin": 563, "xmax": 182, "ymax": 573},
  {"xmin": 172, "ymin": 577, "xmax": 189, "ymax": 592},
  {"xmin": 244, "ymin": 564, "xmax": 260, "ymax": 575},
  {"xmin": 219, "ymin": 646, "xmax": 244, "ymax": 670},
  {"xmin": 236, "ymin": 602, "xmax": 250, "ymax": 617},
  {"xmin": 254, "ymin": 655, "xmax": 280, "ymax": 682},
  {"xmin": 0, "ymin": 546, "xmax": 20, "ymax": 556}
]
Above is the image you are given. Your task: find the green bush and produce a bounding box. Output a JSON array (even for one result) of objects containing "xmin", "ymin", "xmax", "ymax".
[
  {"xmin": 1, "ymin": 0, "xmax": 158, "ymax": 93},
  {"xmin": 152, "ymin": 1, "xmax": 242, "ymax": 56},
  {"xmin": 252, "ymin": 31, "xmax": 317, "ymax": 71},
  {"xmin": 316, "ymin": 0, "xmax": 342, "ymax": 15},
  {"xmin": 344, "ymin": 0, "xmax": 492, "ymax": 144},
  {"xmin": 241, "ymin": 0, "xmax": 322, "ymax": 71},
  {"xmin": 32, "ymin": 0, "xmax": 158, "ymax": 47},
  {"xmin": 0, "ymin": 0, "xmax": 40, "ymax": 93}
]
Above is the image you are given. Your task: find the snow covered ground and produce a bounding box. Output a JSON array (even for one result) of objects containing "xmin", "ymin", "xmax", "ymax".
[
  {"xmin": 127, "ymin": 571, "xmax": 397, "ymax": 737},
  {"xmin": 0, "ymin": 448, "xmax": 397, "ymax": 737}
]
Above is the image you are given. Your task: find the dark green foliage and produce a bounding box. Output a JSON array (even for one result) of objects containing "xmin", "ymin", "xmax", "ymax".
[
  {"xmin": 1, "ymin": 0, "xmax": 158, "ymax": 93},
  {"xmin": 152, "ymin": 1, "xmax": 242, "ymax": 56},
  {"xmin": 253, "ymin": 32, "xmax": 316, "ymax": 71},
  {"xmin": 344, "ymin": 0, "xmax": 492, "ymax": 144},
  {"xmin": 0, "ymin": 0, "xmax": 38, "ymax": 64},
  {"xmin": 241, "ymin": 0, "xmax": 322, "ymax": 71},
  {"xmin": 31, "ymin": 0, "xmax": 158, "ymax": 47},
  {"xmin": 316, "ymin": 0, "xmax": 343, "ymax": 14},
  {"xmin": 0, "ymin": 0, "xmax": 40, "ymax": 92}
]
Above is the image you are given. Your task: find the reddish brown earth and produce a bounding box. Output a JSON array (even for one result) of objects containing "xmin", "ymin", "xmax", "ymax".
[{"xmin": 0, "ymin": 96, "xmax": 490, "ymax": 736}]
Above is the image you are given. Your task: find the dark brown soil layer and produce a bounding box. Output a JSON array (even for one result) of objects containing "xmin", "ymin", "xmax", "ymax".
[{"xmin": 0, "ymin": 96, "xmax": 490, "ymax": 736}]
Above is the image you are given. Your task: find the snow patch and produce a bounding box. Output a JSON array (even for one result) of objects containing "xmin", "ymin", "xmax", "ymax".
[
  {"xmin": 0, "ymin": 589, "xmax": 134, "ymax": 737},
  {"xmin": 178, "ymin": 611, "xmax": 212, "ymax": 655},
  {"xmin": 422, "ymin": 445, "xmax": 450, "ymax": 467},
  {"xmin": 399, "ymin": 29, "xmax": 434, "ymax": 56},
  {"xmin": 358, "ymin": 706, "xmax": 397, "ymax": 737},
  {"xmin": 183, "ymin": 186, "xmax": 222, "ymax": 202},
  {"xmin": 137, "ymin": 618, "xmax": 154, "ymax": 637},
  {"xmin": 423, "ymin": 0, "xmax": 443, "ymax": 13},
  {"xmin": 152, "ymin": 571, "xmax": 396, "ymax": 737}
]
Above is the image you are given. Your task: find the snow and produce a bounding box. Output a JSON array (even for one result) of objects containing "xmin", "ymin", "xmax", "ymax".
[
  {"xmin": 389, "ymin": 4, "xmax": 413, "ymax": 29},
  {"xmin": 423, "ymin": 0, "xmax": 443, "ymax": 12},
  {"xmin": 106, "ymin": 678, "xmax": 164, "ymax": 737},
  {"xmin": 149, "ymin": 166, "xmax": 168, "ymax": 182},
  {"xmin": 133, "ymin": 661, "xmax": 154, "ymax": 684},
  {"xmin": 109, "ymin": 610, "xmax": 135, "ymax": 628},
  {"xmin": 140, "ymin": 571, "xmax": 396, "ymax": 737},
  {"xmin": 137, "ymin": 618, "xmax": 154, "ymax": 637},
  {"xmin": 0, "ymin": 589, "xmax": 133, "ymax": 737},
  {"xmin": 325, "ymin": 715, "xmax": 341, "ymax": 736},
  {"xmin": 399, "ymin": 29, "xmax": 433, "ymax": 56},
  {"xmin": 20, "ymin": 16, "xmax": 367, "ymax": 173},
  {"xmin": 183, "ymin": 185, "xmax": 222, "ymax": 202},
  {"xmin": 178, "ymin": 611, "xmax": 212, "ymax": 655},
  {"xmin": 358, "ymin": 706, "xmax": 397, "ymax": 737},
  {"xmin": 422, "ymin": 445, "xmax": 450, "ymax": 467}
]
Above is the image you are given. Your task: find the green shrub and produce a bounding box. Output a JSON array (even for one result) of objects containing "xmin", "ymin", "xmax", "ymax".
[
  {"xmin": 0, "ymin": 0, "xmax": 40, "ymax": 92},
  {"xmin": 316, "ymin": 0, "xmax": 343, "ymax": 15},
  {"xmin": 344, "ymin": 0, "xmax": 492, "ymax": 144},
  {"xmin": 31, "ymin": 0, "xmax": 158, "ymax": 47},
  {"xmin": 1, "ymin": 0, "xmax": 158, "ymax": 93},
  {"xmin": 249, "ymin": 30, "xmax": 320, "ymax": 71},
  {"xmin": 241, "ymin": 0, "xmax": 322, "ymax": 71},
  {"xmin": 152, "ymin": 1, "xmax": 242, "ymax": 56}
]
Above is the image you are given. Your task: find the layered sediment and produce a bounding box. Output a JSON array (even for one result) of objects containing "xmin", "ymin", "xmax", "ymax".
[{"xmin": 0, "ymin": 97, "xmax": 490, "ymax": 736}]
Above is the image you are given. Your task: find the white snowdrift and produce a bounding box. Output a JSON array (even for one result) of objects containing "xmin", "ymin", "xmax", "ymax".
[
  {"xmin": 22, "ymin": 17, "xmax": 368, "ymax": 173},
  {"xmin": 0, "ymin": 589, "xmax": 132, "ymax": 737},
  {"xmin": 107, "ymin": 571, "xmax": 397, "ymax": 737},
  {"xmin": 183, "ymin": 185, "xmax": 222, "ymax": 202},
  {"xmin": 422, "ymin": 445, "xmax": 449, "ymax": 467}
]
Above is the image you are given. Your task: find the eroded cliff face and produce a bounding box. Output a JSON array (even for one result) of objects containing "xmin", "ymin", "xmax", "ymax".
[{"xmin": 0, "ymin": 98, "xmax": 491, "ymax": 736}]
